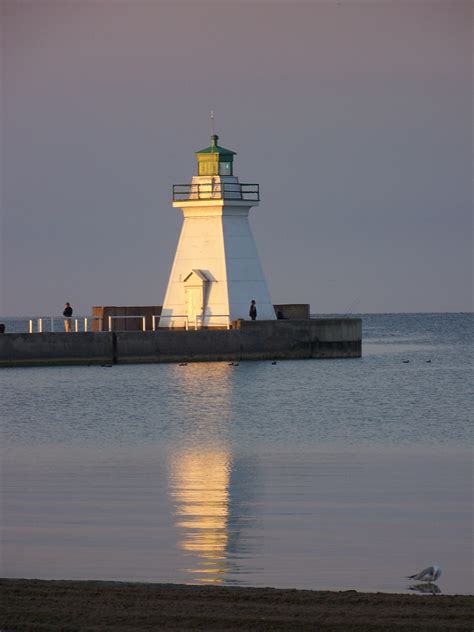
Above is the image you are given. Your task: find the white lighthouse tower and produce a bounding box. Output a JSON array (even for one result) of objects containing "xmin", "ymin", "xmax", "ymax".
[{"xmin": 160, "ymin": 133, "xmax": 275, "ymax": 328}]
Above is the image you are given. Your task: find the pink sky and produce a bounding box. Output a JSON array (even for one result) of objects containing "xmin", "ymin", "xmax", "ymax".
[{"xmin": 1, "ymin": 1, "xmax": 471, "ymax": 315}]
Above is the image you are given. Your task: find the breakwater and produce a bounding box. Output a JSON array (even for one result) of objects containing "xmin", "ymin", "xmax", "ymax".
[{"xmin": 0, "ymin": 319, "xmax": 361, "ymax": 367}]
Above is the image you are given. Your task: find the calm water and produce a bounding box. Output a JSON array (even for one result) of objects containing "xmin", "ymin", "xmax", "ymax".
[{"xmin": 1, "ymin": 313, "xmax": 472, "ymax": 594}]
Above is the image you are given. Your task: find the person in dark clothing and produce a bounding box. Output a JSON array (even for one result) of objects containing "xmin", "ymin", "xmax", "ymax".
[
  {"xmin": 63, "ymin": 302, "xmax": 73, "ymax": 332},
  {"xmin": 249, "ymin": 300, "xmax": 257, "ymax": 321}
]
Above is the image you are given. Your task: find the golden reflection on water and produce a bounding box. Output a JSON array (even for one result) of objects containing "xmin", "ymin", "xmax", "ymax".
[
  {"xmin": 167, "ymin": 363, "xmax": 249, "ymax": 584},
  {"xmin": 169, "ymin": 447, "xmax": 232, "ymax": 583}
]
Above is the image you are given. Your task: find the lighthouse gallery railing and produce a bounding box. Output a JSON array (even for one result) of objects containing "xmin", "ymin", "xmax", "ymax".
[{"xmin": 173, "ymin": 183, "xmax": 259, "ymax": 202}]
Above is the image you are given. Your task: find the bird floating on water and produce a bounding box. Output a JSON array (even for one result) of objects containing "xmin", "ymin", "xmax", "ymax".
[{"xmin": 407, "ymin": 565, "xmax": 442, "ymax": 582}]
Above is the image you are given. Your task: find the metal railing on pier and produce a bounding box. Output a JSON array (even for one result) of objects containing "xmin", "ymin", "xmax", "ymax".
[
  {"xmin": 26, "ymin": 315, "xmax": 162, "ymax": 333},
  {"xmin": 157, "ymin": 314, "xmax": 189, "ymax": 330},
  {"xmin": 25, "ymin": 313, "xmax": 230, "ymax": 333},
  {"xmin": 196, "ymin": 314, "xmax": 231, "ymax": 330},
  {"xmin": 173, "ymin": 182, "xmax": 259, "ymax": 202},
  {"xmin": 107, "ymin": 315, "xmax": 147, "ymax": 332},
  {"xmin": 28, "ymin": 316, "xmax": 105, "ymax": 333},
  {"xmin": 28, "ymin": 317, "xmax": 56, "ymax": 334}
]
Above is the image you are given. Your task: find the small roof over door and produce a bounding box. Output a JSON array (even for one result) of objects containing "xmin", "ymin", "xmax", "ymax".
[{"xmin": 183, "ymin": 269, "xmax": 211, "ymax": 284}]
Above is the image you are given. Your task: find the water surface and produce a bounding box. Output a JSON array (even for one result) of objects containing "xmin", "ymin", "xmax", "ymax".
[{"xmin": 1, "ymin": 313, "xmax": 472, "ymax": 594}]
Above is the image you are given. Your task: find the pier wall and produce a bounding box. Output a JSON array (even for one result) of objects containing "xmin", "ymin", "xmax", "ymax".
[
  {"xmin": 0, "ymin": 319, "xmax": 362, "ymax": 367},
  {"xmin": 116, "ymin": 330, "xmax": 242, "ymax": 364},
  {"xmin": 0, "ymin": 332, "xmax": 114, "ymax": 366},
  {"xmin": 236, "ymin": 319, "xmax": 361, "ymax": 360},
  {"xmin": 274, "ymin": 304, "xmax": 310, "ymax": 319}
]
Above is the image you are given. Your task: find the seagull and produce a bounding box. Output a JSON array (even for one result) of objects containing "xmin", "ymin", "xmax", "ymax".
[{"xmin": 407, "ymin": 565, "xmax": 442, "ymax": 582}]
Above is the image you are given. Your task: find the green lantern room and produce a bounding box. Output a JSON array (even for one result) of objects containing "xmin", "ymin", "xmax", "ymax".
[{"xmin": 195, "ymin": 134, "xmax": 236, "ymax": 176}]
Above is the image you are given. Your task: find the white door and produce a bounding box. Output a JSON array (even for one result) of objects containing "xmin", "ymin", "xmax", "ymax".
[{"xmin": 185, "ymin": 287, "xmax": 202, "ymax": 326}]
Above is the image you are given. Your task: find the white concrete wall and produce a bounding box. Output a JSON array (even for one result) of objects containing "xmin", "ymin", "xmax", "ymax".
[
  {"xmin": 161, "ymin": 176, "xmax": 275, "ymax": 327},
  {"xmin": 160, "ymin": 210, "xmax": 229, "ymax": 327},
  {"xmin": 222, "ymin": 214, "xmax": 275, "ymax": 321}
]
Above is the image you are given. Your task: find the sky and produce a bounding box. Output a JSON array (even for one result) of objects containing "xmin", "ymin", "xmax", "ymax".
[{"xmin": 1, "ymin": 0, "xmax": 472, "ymax": 316}]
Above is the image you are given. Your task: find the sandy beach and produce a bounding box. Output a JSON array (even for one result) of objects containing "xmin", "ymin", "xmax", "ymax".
[{"xmin": 1, "ymin": 579, "xmax": 473, "ymax": 631}]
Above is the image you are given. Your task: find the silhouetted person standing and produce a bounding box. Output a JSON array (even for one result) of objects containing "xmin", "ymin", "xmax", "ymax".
[
  {"xmin": 63, "ymin": 302, "xmax": 73, "ymax": 332},
  {"xmin": 249, "ymin": 300, "xmax": 257, "ymax": 321}
]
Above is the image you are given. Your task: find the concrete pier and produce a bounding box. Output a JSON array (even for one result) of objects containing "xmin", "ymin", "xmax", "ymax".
[
  {"xmin": 0, "ymin": 319, "xmax": 361, "ymax": 368},
  {"xmin": 0, "ymin": 332, "xmax": 114, "ymax": 367}
]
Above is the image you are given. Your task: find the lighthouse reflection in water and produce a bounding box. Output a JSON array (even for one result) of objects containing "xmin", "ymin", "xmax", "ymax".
[
  {"xmin": 166, "ymin": 363, "xmax": 260, "ymax": 585},
  {"xmin": 170, "ymin": 448, "xmax": 229, "ymax": 583},
  {"xmin": 169, "ymin": 447, "xmax": 259, "ymax": 584}
]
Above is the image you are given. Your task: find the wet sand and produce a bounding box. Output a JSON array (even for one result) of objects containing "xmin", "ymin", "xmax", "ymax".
[{"xmin": 1, "ymin": 579, "xmax": 472, "ymax": 631}]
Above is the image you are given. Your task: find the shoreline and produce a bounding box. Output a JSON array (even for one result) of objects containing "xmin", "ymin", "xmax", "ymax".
[{"xmin": 1, "ymin": 578, "xmax": 472, "ymax": 631}]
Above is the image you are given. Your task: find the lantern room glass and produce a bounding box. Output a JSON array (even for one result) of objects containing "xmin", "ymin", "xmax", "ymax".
[{"xmin": 219, "ymin": 161, "xmax": 232, "ymax": 176}]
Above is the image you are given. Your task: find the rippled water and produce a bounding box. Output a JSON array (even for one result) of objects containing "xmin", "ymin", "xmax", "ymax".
[{"xmin": 1, "ymin": 314, "xmax": 472, "ymax": 594}]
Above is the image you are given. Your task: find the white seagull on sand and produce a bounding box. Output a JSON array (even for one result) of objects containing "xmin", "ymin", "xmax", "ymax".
[{"xmin": 407, "ymin": 565, "xmax": 442, "ymax": 582}]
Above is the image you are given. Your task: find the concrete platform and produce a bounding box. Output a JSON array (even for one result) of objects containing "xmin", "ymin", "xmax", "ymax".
[{"xmin": 0, "ymin": 319, "xmax": 362, "ymax": 367}]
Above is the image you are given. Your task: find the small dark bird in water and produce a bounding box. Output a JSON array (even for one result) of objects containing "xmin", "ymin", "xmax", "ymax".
[
  {"xmin": 426, "ymin": 360, "xmax": 432, "ymax": 363},
  {"xmin": 234, "ymin": 363, "xmax": 240, "ymax": 367},
  {"xmin": 403, "ymin": 360, "xmax": 409, "ymax": 363},
  {"xmin": 271, "ymin": 361, "xmax": 277, "ymax": 365},
  {"xmin": 179, "ymin": 362, "xmax": 187, "ymax": 366},
  {"xmin": 101, "ymin": 364, "xmax": 112, "ymax": 368},
  {"xmin": 228, "ymin": 362, "xmax": 234, "ymax": 366}
]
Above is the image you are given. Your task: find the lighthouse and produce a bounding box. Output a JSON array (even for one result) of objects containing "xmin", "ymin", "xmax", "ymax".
[{"xmin": 160, "ymin": 134, "xmax": 276, "ymax": 328}]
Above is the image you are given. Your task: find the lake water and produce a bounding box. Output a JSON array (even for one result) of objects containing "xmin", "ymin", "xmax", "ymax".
[{"xmin": 1, "ymin": 313, "xmax": 472, "ymax": 594}]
